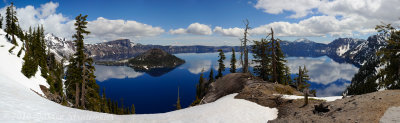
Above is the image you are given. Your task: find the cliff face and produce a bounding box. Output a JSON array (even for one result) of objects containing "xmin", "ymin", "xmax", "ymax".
[
  {"xmin": 85, "ymin": 39, "xmax": 135, "ymax": 60},
  {"xmin": 85, "ymin": 41, "xmax": 242, "ymax": 61}
]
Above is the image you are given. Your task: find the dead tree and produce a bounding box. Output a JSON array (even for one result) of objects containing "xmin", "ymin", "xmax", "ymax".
[{"xmin": 241, "ymin": 19, "xmax": 250, "ymax": 73}]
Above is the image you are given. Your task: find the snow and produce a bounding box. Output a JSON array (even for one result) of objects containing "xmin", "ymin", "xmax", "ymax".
[
  {"xmin": 380, "ymin": 106, "xmax": 400, "ymax": 122},
  {"xmin": 336, "ymin": 43, "xmax": 350, "ymax": 56},
  {"xmin": 0, "ymin": 30, "xmax": 278, "ymax": 122},
  {"xmin": 0, "ymin": 31, "xmax": 48, "ymax": 96},
  {"xmin": 44, "ymin": 33, "xmax": 75, "ymax": 61},
  {"xmin": 294, "ymin": 38, "xmax": 313, "ymax": 43},
  {"xmin": 278, "ymin": 94, "xmax": 343, "ymax": 102}
]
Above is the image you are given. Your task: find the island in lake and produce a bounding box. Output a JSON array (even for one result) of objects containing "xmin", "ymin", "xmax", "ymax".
[{"xmin": 96, "ymin": 48, "xmax": 185, "ymax": 76}]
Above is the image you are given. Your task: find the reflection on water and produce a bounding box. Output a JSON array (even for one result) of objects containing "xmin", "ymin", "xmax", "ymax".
[
  {"xmin": 94, "ymin": 53, "xmax": 359, "ymax": 113},
  {"xmin": 95, "ymin": 65, "xmax": 144, "ymax": 82}
]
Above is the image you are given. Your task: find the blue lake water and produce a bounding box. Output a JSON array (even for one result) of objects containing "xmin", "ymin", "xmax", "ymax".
[{"xmin": 95, "ymin": 52, "xmax": 359, "ymax": 114}]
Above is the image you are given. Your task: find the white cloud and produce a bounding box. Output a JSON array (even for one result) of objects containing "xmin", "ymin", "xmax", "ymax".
[
  {"xmin": 3, "ymin": 2, "xmax": 165, "ymax": 44},
  {"xmin": 187, "ymin": 60, "xmax": 212, "ymax": 74},
  {"xmin": 286, "ymin": 57, "xmax": 359, "ymax": 85},
  {"xmin": 169, "ymin": 28, "xmax": 187, "ymax": 35},
  {"xmin": 213, "ymin": 26, "xmax": 244, "ymax": 37},
  {"xmin": 169, "ymin": 23, "xmax": 212, "ymax": 35},
  {"xmin": 254, "ymin": 0, "xmax": 322, "ymax": 18},
  {"xmin": 94, "ymin": 65, "xmax": 144, "ymax": 82},
  {"xmin": 0, "ymin": 2, "xmax": 76, "ymax": 39},
  {"xmin": 86, "ymin": 17, "xmax": 165, "ymax": 43},
  {"xmin": 252, "ymin": 0, "xmax": 400, "ymax": 37}
]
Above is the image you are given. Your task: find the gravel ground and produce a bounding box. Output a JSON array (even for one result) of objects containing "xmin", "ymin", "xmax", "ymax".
[{"xmin": 269, "ymin": 90, "xmax": 400, "ymax": 123}]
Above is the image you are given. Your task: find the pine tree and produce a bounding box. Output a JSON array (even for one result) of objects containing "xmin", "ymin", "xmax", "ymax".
[
  {"xmin": 268, "ymin": 28, "xmax": 288, "ymax": 84},
  {"xmin": 37, "ymin": 25, "xmax": 48, "ymax": 78},
  {"xmin": 216, "ymin": 49, "xmax": 226, "ymax": 79},
  {"xmin": 208, "ymin": 68, "xmax": 215, "ymax": 83},
  {"xmin": 252, "ymin": 38, "xmax": 270, "ymax": 81},
  {"xmin": 295, "ymin": 65, "xmax": 310, "ymax": 91},
  {"xmin": 252, "ymin": 28, "xmax": 290, "ymax": 84},
  {"xmin": 65, "ymin": 14, "xmax": 101, "ymax": 111},
  {"xmin": 21, "ymin": 27, "xmax": 39, "ymax": 78},
  {"xmin": 346, "ymin": 57, "xmax": 379, "ymax": 95},
  {"xmin": 375, "ymin": 24, "xmax": 400, "ymax": 89},
  {"xmin": 131, "ymin": 104, "xmax": 135, "ymax": 114},
  {"xmin": 230, "ymin": 48, "xmax": 236, "ymax": 73},
  {"xmin": 5, "ymin": 2, "xmax": 19, "ymax": 46},
  {"xmin": 0, "ymin": 13, "xmax": 3, "ymax": 29}
]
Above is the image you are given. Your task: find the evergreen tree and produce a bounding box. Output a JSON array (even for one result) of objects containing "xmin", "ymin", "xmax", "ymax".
[
  {"xmin": 375, "ymin": 24, "xmax": 400, "ymax": 89},
  {"xmin": 252, "ymin": 28, "xmax": 290, "ymax": 84},
  {"xmin": 216, "ymin": 49, "xmax": 226, "ymax": 79},
  {"xmin": 208, "ymin": 68, "xmax": 215, "ymax": 83},
  {"xmin": 252, "ymin": 38, "xmax": 270, "ymax": 81},
  {"xmin": 346, "ymin": 57, "xmax": 379, "ymax": 95},
  {"xmin": 5, "ymin": 2, "xmax": 19, "ymax": 46},
  {"xmin": 269, "ymin": 28, "xmax": 287, "ymax": 84},
  {"xmin": 295, "ymin": 65, "xmax": 310, "ymax": 91},
  {"xmin": 21, "ymin": 27, "xmax": 38, "ymax": 78},
  {"xmin": 230, "ymin": 48, "xmax": 237, "ymax": 73},
  {"xmin": 65, "ymin": 14, "xmax": 101, "ymax": 111},
  {"xmin": 131, "ymin": 104, "xmax": 135, "ymax": 114},
  {"xmin": 282, "ymin": 66, "xmax": 292, "ymax": 85},
  {"xmin": 0, "ymin": 13, "xmax": 3, "ymax": 29},
  {"xmin": 37, "ymin": 25, "xmax": 48, "ymax": 78}
]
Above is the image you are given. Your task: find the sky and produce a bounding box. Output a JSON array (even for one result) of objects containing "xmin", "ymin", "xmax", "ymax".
[{"xmin": 1, "ymin": 0, "xmax": 400, "ymax": 46}]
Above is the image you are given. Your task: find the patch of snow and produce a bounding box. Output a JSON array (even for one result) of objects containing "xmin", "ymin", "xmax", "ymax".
[
  {"xmin": 336, "ymin": 43, "xmax": 350, "ymax": 56},
  {"xmin": 278, "ymin": 94, "xmax": 342, "ymax": 102},
  {"xmin": 0, "ymin": 30, "xmax": 48, "ymax": 96},
  {"xmin": 380, "ymin": 106, "xmax": 400, "ymax": 122}
]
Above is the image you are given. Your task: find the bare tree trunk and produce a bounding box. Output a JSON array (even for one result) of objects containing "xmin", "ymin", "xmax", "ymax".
[
  {"xmin": 242, "ymin": 19, "xmax": 250, "ymax": 73},
  {"xmin": 75, "ymin": 82, "xmax": 80, "ymax": 107},
  {"xmin": 271, "ymin": 28, "xmax": 277, "ymax": 83},
  {"xmin": 80, "ymin": 55, "xmax": 87, "ymax": 108}
]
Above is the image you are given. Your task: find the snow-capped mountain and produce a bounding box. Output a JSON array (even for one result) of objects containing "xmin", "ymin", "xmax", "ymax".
[
  {"xmin": 44, "ymin": 33, "xmax": 388, "ymax": 67},
  {"xmin": 326, "ymin": 38, "xmax": 366, "ymax": 57},
  {"xmin": 44, "ymin": 33, "xmax": 75, "ymax": 61},
  {"xmin": 293, "ymin": 38, "xmax": 314, "ymax": 43},
  {"xmin": 340, "ymin": 34, "xmax": 387, "ymax": 65}
]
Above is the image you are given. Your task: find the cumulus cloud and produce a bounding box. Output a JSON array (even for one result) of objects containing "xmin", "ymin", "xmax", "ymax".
[
  {"xmin": 94, "ymin": 65, "xmax": 144, "ymax": 82},
  {"xmin": 87, "ymin": 17, "xmax": 165, "ymax": 42},
  {"xmin": 286, "ymin": 57, "xmax": 359, "ymax": 85},
  {"xmin": 255, "ymin": 0, "xmax": 321, "ymax": 18},
  {"xmin": 249, "ymin": 0, "xmax": 400, "ymax": 37},
  {"xmin": 4, "ymin": 2, "xmax": 165, "ymax": 44},
  {"xmin": 213, "ymin": 26, "xmax": 244, "ymax": 37},
  {"xmin": 0, "ymin": 2, "xmax": 76, "ymax": 39},
  {"xmin": 187, "ymin": 60, "xmax": 212, "ymax": 74},
  {"xmin": 169, "ymin": 23, "xmax": 212, "ymax": 35}
]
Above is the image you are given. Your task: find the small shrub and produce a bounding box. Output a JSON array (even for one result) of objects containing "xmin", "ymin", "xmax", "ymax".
[{"xmin": 274, "ymin": 85, "xmax": 294, "ymax": 95}]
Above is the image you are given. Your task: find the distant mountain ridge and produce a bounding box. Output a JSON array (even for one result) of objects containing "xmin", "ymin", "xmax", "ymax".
[{"xmin": 44, "ymin": 34, "xmax": 387, "ymax": 66}]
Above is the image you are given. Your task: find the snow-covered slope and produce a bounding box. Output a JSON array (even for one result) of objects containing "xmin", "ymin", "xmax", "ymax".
[
  {"xmin": 0, "ymin": 30, "xmax": 48, "ymax": 96},
  {"xmin": 0, "ymin": 30, "xmax": 278, "ymax": 122}
]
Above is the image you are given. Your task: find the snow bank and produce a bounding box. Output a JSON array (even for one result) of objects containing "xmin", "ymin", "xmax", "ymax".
[
  {"xmin": 0, "ymin": 30, "xmax": 278, "ymax": 122},
  {"xmin": 0, "ymin": 30, "xmax": 48, "ymax": 96},
  {"xmin": 279, "ymin": 94, "xmax": 342, "ymax": 102}
]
